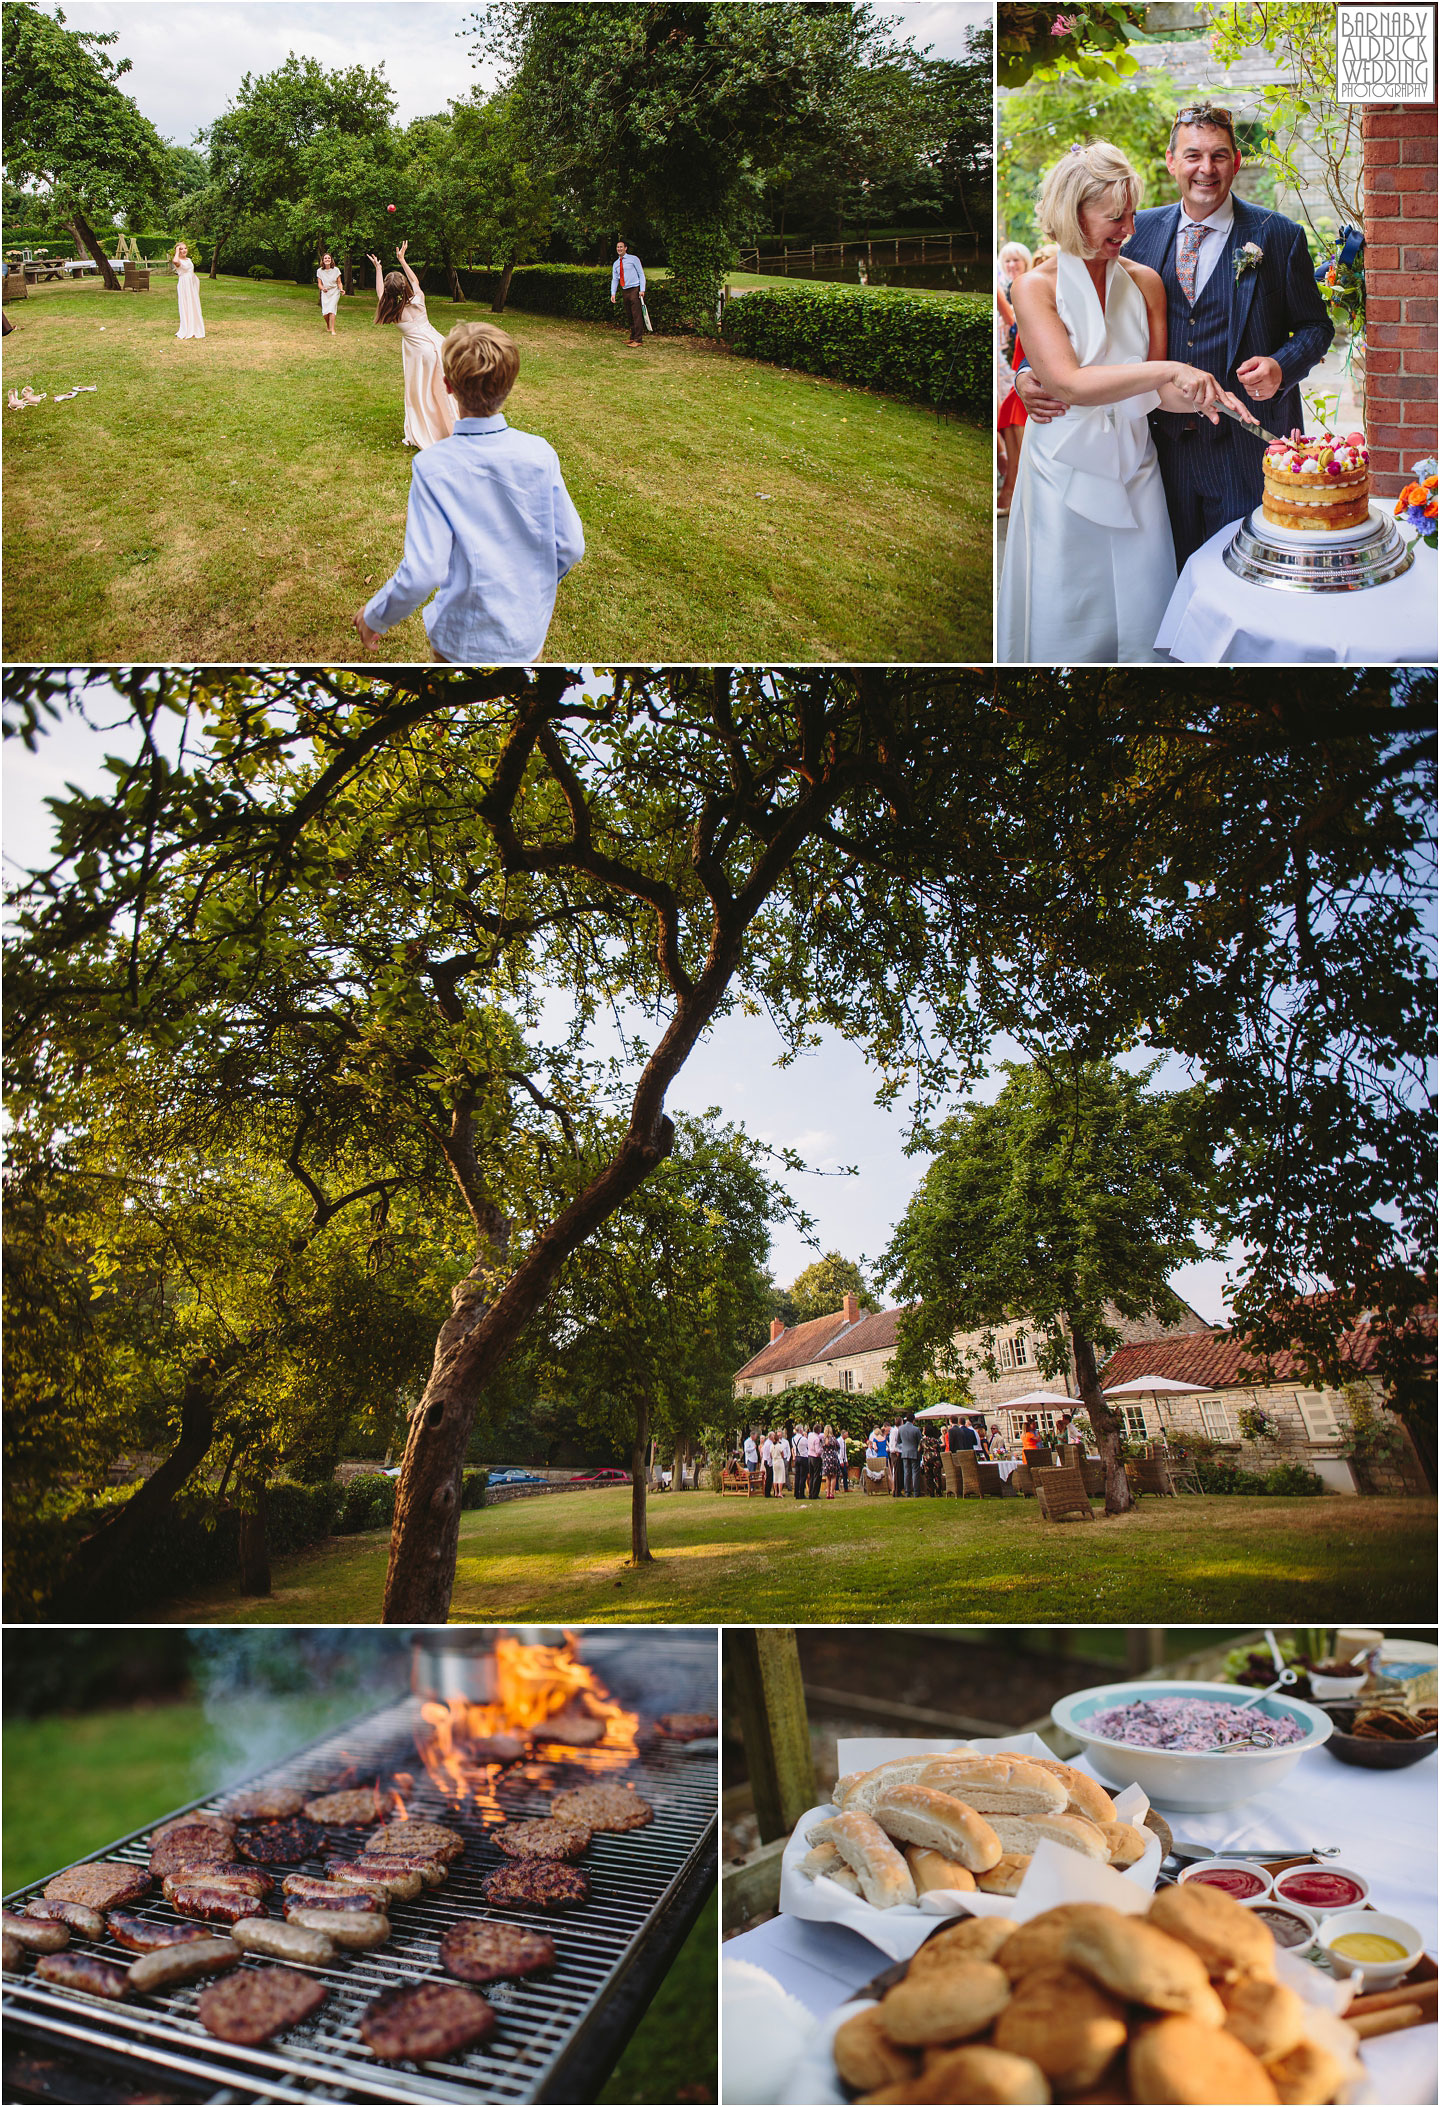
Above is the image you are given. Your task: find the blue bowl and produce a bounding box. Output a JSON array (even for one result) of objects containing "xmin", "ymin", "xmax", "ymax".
[{"xmin": 1051, "ymin": 1680, "xmax": 1332, "ymax": 1811}]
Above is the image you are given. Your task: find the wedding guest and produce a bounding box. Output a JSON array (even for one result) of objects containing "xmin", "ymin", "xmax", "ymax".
[
  {"xmin": 837, "ymin": 1429, "xmax": 849, "ymax": 1491},
  {"xmin": 743, "ymin": 1429, "xmax": 759, "ymax": 1475},
  {"xmin": 355, "ymin": 320, "xmax": 583, "ymax": 663},
  {"xmin": 316, "ymin": 250, "xmax": 343, "ymax": 336},
  {"xmin": 173, "ymin": 243, "xmax": 205, "ymax": 340},
  {"xmin": 792, "ymin": 1424, "xmax": 808, "ymax": 1500},
  {"xmin": 773, "ymin": 1429, "xmax": 790, "ymax": 1494},
  {"xmin": 610, "ymin": 239, "xmax": 647, "ymax": 348},
  {"xmin": 822, "ymin": 1424, "xmax": 840, "ymax": 1499},
  {"xmin": 761, "ymin": 1430, "xmax": 774, "ymax": 1497},
  {"xmin": 370, "ymin": 240, "xmax": 456, "ymax": 449},
  {"xmin": 996, "ymin": 241, "xmax": 1032, "ymax": 516},
  {"xmin": 895, "ymin": 1414, "xmax": 922, "ymax": 1497},
  {"xmin": 807, "ymin": 1424, "xmax": 823, "ymax": 1497}
]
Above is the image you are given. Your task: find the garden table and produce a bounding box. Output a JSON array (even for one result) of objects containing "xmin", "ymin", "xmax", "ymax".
[{"xmin": 725, "ymin": 1737, "xmax": 1438, "ymax": 2104}]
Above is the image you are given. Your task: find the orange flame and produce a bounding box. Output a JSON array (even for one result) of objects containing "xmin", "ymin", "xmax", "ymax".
[{"xmin": 416, "ymin": 1633, "xmax": 639, "ymax": 1805}]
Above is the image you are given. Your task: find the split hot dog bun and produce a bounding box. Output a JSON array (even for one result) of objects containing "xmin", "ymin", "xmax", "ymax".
[
  {"xmin": 988, "ymin": 1812, "xmax": 1111, "ymax": 1862},
  {"xmin": 917, "ymin": 1756, "xmax": 1069, "ymax": 1817},
  {"xmin": 808, "ymin": 1812, "xmax": 917, "ymax": 1910},
  {"xmin": 1026, "ymin": 1758, "xmax": 1117, "ymax": 1826},
  {"xmin": 833, "ymin": 1748, "xmax": 977, "ymax": 1816},
  {"xmin": 977, "ymin": 1853, "xmax": 1032, "ymax": 1896},
  {"xmin": 905, "ymin": 1845, "xmax": 977, "ymax": 1895},
  {"xmin": 870, "ymin": 1786, "xmax": 1004, "ymax": 1873}
]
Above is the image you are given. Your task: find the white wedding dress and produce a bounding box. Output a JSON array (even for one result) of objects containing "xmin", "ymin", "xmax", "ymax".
[{"xmin": 997, "ymin": 251, "xmax": 1177, "ymax": 663}]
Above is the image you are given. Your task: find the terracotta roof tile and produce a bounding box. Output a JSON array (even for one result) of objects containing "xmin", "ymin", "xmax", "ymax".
[
  {"xmin": 734, "ymin": 1311, "xmax": 857, "ymax": 1380},
  {"xmin": 1101, "ymin": 1311, "xmax": 1436, "ymax": 1393}
]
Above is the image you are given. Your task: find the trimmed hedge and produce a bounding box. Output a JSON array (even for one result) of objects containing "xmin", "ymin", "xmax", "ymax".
[
  {"xmin": 477, "ymin": 263, "xmax": 685, "ymax": 335},
  {"xmin": 336, "ymin": 1472, "xmax": 396, "ymax": 1534},
  {"xmin": 1193, "ymin": 1459, "xmax": 1326, "ymax": 1497},
  {"xmin": 722, "ymin": 284, "xmax": 988, "ymax": 411}
]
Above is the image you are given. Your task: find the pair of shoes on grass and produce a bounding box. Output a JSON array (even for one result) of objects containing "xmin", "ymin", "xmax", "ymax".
[
  {"xmin": 8, "ymin": 386, "xmax": 47, "ymax": 409},
  {"xmin": 53, "ymin": 384, "xmax": 97, "ymax": 402}
]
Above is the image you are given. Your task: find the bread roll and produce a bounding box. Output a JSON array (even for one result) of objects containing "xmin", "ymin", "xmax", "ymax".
[
  {"xmin": 810, "ymin": 1813, "xmax": 917, "ymax": 1910},
  {"xmin": 998, "ymin": 1904, "xmax": 1124, "ymax": 1984},
  {"xmin": 833, "ymin": 2005, "xmax": 919, "ymax": 2093},
  {"xmin": 1129, "ymin": 2013, "xmax": 1280, "ymax": 2104},
  {"xmin": 977, "ymin": 1853, "xmax": 1031, "ymax": 1896},
  {"xmin": 1219, "ymin": 1977, "xmax": 1306, "ymax": 2063},
  {"xmin": 1027, "ymin": 1759, "xmax": 1117, "ymax": 1825},
  {"xmin": 1097, "ymin": 1819, "xmax": 1148, "ymax": 1868},
  {"xmin": 906, "ymin": 1846, "xmax": 977, "ymax": 1895},
  {"xmin": 830, "ymin": 1864, "xmax": 862, "ymax": 1895},
  {"xmin": 871, "ymin": 1786, "xmax": 1003, "ymax": 1873},
  {"xmin": 993, "ymin": 1960, "xmax": 1129, "ymax": 2090},
  {"xmin": 911, "ymin": 2043, "xmax": 1052, "ymax": 2103},
  {"xmin": 916, "ymin": 1757, "xmax": 1068, "ymax": 1817},
  {"xmin": 989, "ymin": 1812, "xmax": 1110, "ymax": 1862},
  {"xmin": 834, "ymin": 1749, "xmax": 977, "ymax": 1814},
  {"xmin": 1263, "ymin": 2040, "xmax": 1345, "ymax": 2106},
  {"xmin": 798, "ymin": 1841, "xmax": 843, "ymax": 1879},
  {"xmin": 908, "ymin": 1916, "xmax": 1014, "ymax": 1974},
  {"xmin": 880, "ymin": 1960, "xmax": 1012, "ymax": 2045},
  {"xmin": 1065, "ymin": 1914, "xmax": 1226, "ymax": 2021},
  {"xmin": 1148, "ymin": 1881, "xmax": 1277, "ymax": 1984}
]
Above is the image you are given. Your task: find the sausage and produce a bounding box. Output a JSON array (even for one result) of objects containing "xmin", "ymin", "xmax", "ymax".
[
  {"xmin": 161, "ymin": 1867, "xmax": 271, "ymax": 1900},
  {"xmin": 353, "ymin": 1854, "xmax": 447, "ymax": 1886},
  {"xmin": 126, "ymin": 1938, "xmax": 240, "ymax": 1994},
  {"xmin": 283, "ymin": 1907, "xmax": 390, "ymax": 1949},
  {"xmin": 24, "ymin": 1900, "xmax": 106, "ymax": 1940},
  {"xmin": 107, "ymin": 1912, "xmax": 222, "ymax": 1955},
  {"xmin": 1, "ymin": 1912, "xmax": 69, "ymax": 1953},
  {"xmin": 231, "ymin": 1916, "xmax": 336, "ymax": 1965},
  {"xmin": 325, "ymin": 1863, "xmax": 423, "ymax": 1903},
  {"xmin": 3, "ymin": 1932, "xmax": 26, "ymax": 1973},
  {"xmin": 281, "ymin": 1876, "xmax": 386, "ymax": 1908},
  {"xmin": 166, "ymin": 1883, "xmax": 267, "ymax": 1925},
  {"xmin": 35, "ymin": 1952, "xmax": 133, "ymax": 2000},
  {"xmin": 281, "ymin": 1886, "xmax": 382, "ymax": 1914}
]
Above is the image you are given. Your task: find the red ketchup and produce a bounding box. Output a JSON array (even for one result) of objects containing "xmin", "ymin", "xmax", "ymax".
[
  {"xmin": 1186, "ymin": 1866, "xmax": 1268, "ymax": 1899},
  {"xmin": 1277, "ymin": 1870, "xmax": 1366, "ymax": 1910}
]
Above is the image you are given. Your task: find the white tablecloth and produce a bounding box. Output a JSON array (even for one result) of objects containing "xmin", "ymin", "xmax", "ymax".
[
  {"xmin": 1155, "ymin": 516, "xmax": 1437, "ymax": 664},
  {"xmin": 724, "ymin": 1741, "xmax": 1438, "ymax": 2104}
]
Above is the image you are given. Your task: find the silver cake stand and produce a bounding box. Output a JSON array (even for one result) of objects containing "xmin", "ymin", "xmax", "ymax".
[{"xmin": 1223, "ymin": 503, "xmax": 1416, "ymax": 593}]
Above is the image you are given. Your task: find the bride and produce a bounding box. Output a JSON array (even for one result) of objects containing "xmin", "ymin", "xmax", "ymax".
[{"xmin": 997, "ymin": 142, "xmax": 1237, "ymax": 664}]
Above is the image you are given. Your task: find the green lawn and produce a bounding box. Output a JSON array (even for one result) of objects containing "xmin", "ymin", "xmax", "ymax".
[
  {"xmin": 3, "ymin": 1697, "xmax": 715, "ymax": 2103},
  {"xmin": 159, "ymin": 1489, "xmax": 1437, "ymax": 1626},
  {"xmin": 2, "ymin": 273, "xmax": 987, "ymax": 662}
]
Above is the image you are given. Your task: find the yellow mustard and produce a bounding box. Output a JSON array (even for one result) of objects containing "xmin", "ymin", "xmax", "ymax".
[{"xmin": 1331, "ymin": 1933, "xmax": 1409, "ymax": 1963}]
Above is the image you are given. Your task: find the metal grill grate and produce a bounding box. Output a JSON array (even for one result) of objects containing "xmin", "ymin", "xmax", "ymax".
[{"xmin": 3, "ymin": 1632, "xmax": 717, "ymax": 2103}]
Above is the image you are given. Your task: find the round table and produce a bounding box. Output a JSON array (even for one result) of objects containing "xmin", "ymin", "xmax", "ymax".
[{"xmin": 1155, "ymin": 516, "xmax": 1436, "ymax": 664}]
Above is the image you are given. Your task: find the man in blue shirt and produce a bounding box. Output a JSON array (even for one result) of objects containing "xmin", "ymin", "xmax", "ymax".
[
  {"xmin": 355, "ymin": 319, "xmax": 584, "ymax": 662},
  {"xmin": 610, "ymin": 240, "xmax": 646, "ymax": 349}
]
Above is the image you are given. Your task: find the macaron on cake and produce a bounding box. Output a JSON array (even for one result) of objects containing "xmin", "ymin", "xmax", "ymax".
[{"xmin": 1262, "ymin": 429, "xmax": 1371, "ymax": 531}]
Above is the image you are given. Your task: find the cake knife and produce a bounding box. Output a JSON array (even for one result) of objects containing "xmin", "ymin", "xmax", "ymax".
[{"xmin": 1214, "ymin": 399, "xmax": 1288, "ymax": 446}]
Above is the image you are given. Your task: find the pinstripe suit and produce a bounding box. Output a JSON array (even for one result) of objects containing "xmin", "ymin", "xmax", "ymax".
[{"xmin": 1125, "ymin": 196, "xmax": 1334, "ymax": 567}]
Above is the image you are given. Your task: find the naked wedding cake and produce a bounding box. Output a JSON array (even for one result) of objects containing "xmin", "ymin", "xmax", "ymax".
[{"xmin": 1261, "ymin": 430, "xmax": 1371, "ymax": 531}]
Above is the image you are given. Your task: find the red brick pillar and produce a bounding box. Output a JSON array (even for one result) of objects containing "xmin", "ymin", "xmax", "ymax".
[{"xmin": 1363, "ymin": 105, "xmax": 1437, "ymax": 500}]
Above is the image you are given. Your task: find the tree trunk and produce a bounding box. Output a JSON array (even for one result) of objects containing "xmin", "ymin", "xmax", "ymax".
[
  {"xmin": 630, "ymin": 1398, "xmax": 653, "ymax": 1563},
  {"xmin": 343, "ymin": 247, "xmax": 353, "ymax": 296},
  {"xmin": 445, "ymin": 249, "xmax": 464, "ymax": 301},
  {"xmin": 238, "ymin": 1479, "xmax": 271, "ymax": 1596},
  {"xmin": 1071, "ymin": 1327, "xmax": 1133, "ymax": 1516},
  {"xmin": 208, "ymin": 234, "xmax": 225, "ymax": 281},
  {"xmin": 70, "ymin": 211, "xmax": 120, "ymax": 292},
  {"xmin": 50, "ymin": 1354, "xmax": 233, "ymax": 1613},
  {"xmin": 491, "ymin": 260, "xmax": 515, "ymax": 314}
]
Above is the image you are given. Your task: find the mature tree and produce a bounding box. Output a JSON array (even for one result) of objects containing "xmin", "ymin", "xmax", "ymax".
[
  {"xmin": 998, "ymin": 71, "xmax": 1180, "ymax": 249},
  {"xmin": 301, "ymin": 129, "xmax": 396, "ymax": 292},
  {"xmin": 787, "ymin": 1252, "xmax": 879, "ymax": 1324},
  {"xmin": 535, "ymin": 1114, "xmax": 780, "ymax": 1561},
  {"xmin": 472, "ymin": 2, "xmax": 893, "ymax": 323},
  {"xmin": 1, "ymin": 2, "xmax": 173, "ymax": 288},
  {"xmin": 997, "ymin": 4, "xmax": 1148, "ymax": 88},
  {"xmin": 883, "ymin": 1060, "xmax": 1216, "ymax": 1514},
  {"xmin": 456, "ymin": 93, "xmax": 555, "ymax": 313}
]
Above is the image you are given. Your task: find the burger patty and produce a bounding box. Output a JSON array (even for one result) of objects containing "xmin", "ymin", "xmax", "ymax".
[
  {"xmin": 492, "ymin": 1819, "xmax": 591, "ymax": 1863},
  {"xmin": 550, "ymin": 1785, "xmax": 654, "ymax": 1833},
  {"xmin": 107, "ymin": 1912, "xmax": 221, "ymax": 1955},
  {"xmin": 44, "ymin": 1864, "xmax": 152, "ymax": 1912},
  {"xmin": 152, "ymin": 1813, "xmax": 237, "ymax": 1845},
  {"xmin": 150, "ymin": 1828, "xmax": 239, "ymax": 1877},
  {"xmin": 440, "ymin": 1919, "xmax": 556, "ymax": 1984},
  {"xmin": 224, "ymin": 1786, "xmax": 306, "ymax": 1821},
  {"xmin": 656, "ymin": 1713, "xmax": 716, "ymax": 1741},
  {"xmin": 367, "ymin": 1821, "xmax": 465, "ymax": 1863},
  {"xmin": 198, "ymin": 1965, "xmax": 330, "ymax": 2045},
  {"xmin": 360, "ymin": 1980, "xmax": 497, "ymax": 2062},
  {"xmin": 303, "ymin": 1789, "xmax": 382, "ymax": 1825},
  {"xmin": 236, "ymin": 1818, "xmax": 327, "ymax": 1865},
  {"xmin": 481, "ymin": 1861, "xmax": 589, "ymax": 1911}
]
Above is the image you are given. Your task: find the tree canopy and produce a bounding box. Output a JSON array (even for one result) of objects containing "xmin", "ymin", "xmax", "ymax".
[{"xmin": 787, "ymin": 1251, "xmax": 879, "ymax": 1324}]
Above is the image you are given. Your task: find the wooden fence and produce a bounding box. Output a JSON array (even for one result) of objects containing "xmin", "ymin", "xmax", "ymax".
[{"xmin": 737, "ymin": 233, "xmax": 979, "ymax": 274}]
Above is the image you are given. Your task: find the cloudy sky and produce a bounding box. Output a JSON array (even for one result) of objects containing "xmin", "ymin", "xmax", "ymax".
[
  {"xmin": 59, "ymin": 2, "xmax": 991, "ymax": 141},
  {"xmin": 2, "ymin": 689, "xmax": 1233, "ymax": 1325}
]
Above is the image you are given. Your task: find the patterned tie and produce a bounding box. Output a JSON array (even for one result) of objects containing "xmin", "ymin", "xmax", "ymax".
[{"xmin": 1178, "ymin": 220, "xmax": 1209, "ymax": 305}]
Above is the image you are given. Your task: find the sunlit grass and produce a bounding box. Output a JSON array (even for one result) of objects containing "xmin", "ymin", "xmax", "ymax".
[
  {"xmin": 161, "ymin": 1489, "xmax": 1437, "ymax": 1626},
  {"xmin": 2, "ymin": 273, "xmax": 988, "ymax": 662}
]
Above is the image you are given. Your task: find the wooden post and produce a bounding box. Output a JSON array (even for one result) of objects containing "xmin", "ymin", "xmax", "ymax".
[
  {"xmin": 1126, "ymin": 1629, "xmax": 1167, "ymax": 1676},
  {"xmin": 729, "ymin": 1628, "xmax": 816, "ymax": 1843}
]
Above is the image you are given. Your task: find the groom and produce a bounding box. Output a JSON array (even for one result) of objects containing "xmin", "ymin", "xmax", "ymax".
[{"xmin": 1018, "ymin": 104, "xmax": 1334, "ymax": 566}]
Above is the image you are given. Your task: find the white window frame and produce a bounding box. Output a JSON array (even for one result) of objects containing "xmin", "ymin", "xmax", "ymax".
[
  {"xmin": 1296, "ymin": 1390, "xmax": 1342, "ymax": 1443},
  {"xmin": 838, "ymin": 1368, "xmax": 854, "ymax": 1391},
  {"xmin": 1119, "ymin": 1403, "xmax": 1149, "ymax": 1441},
  {"xmin": 1198, "ymin": 1397, "xmax": 1233, "ymax": 1440}
]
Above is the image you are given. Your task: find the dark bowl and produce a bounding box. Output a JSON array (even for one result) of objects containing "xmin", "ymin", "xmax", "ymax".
[{"xmin": 1325, "ymin": 1711, "xmax": 1438, "ymax": 1770}]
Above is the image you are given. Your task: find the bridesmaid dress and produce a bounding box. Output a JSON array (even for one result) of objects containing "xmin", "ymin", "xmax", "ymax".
[
  {"xmin": 397, "ymin": 289, "xmax": 456, "ymax": 448},
  {"xmin": 175, "ymin": 257, "xmax": 205, "ymax": 341},
  {"xmin": 317, "ymin": 266, "xmax": 342, "ymax": 317}
]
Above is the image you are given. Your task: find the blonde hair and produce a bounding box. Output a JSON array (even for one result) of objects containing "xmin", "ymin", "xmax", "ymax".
[
  {"xmin": 1037, "ymin": 142, "xmax": 1142, "ymax": 259},
  {"xmin": 442, "ymin": 320, "xmax": 520, "ymax": 415},
  {"xmin": 998, "ymin": 241, "xmax": 1033, "ymax": 277}
]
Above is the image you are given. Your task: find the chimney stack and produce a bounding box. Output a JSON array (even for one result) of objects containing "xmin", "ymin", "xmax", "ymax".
[
  {"xmin": 770, "ymin": 1317, "xmax": 785, "ymax": 1342},
  {"xmin": 843, "ymin": 1293, "xmax": 859, "ymax": 1324}
]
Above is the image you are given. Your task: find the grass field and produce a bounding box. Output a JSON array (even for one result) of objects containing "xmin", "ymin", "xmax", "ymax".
[
  {"xmin": 2, "ymin": 1697, "xmax": 716, "ymax": 2103},
  {"xmin": 160, "ymin": 1488, "xmax": 1438, "ymax": 1626},
  {"xmin": 1, "ymin": 273, "xmax": 987, "ymax": 663}
]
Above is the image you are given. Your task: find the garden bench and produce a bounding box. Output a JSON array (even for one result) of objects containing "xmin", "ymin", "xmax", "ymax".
[
  {"xmin": 720, "ymin": 1465, "xmax": 764, "ymax": 1496},
  {"xmin": 1034, "ymin": 1465, "xmax": 1095, "ymax": 1522}
]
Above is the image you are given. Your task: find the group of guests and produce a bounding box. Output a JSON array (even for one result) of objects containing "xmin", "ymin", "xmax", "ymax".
[{"xmin": 741, "ymin": 1425, "xmax": 849, "ymax": 1499}]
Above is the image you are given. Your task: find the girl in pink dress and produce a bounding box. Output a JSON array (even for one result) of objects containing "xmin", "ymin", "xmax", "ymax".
[
  {"xmin": 369, "ymin": 241, "xmax": 455, "ymax": 449},
  {"xmin": 172, "ymin": 243, "xmax": 205, "ymax": 340}
]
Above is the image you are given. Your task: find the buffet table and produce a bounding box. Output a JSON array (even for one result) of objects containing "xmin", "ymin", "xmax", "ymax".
[
  {"xmin": 1155, "ymin": 517, "xmax": 1437, "ymax": 664},
  {"xmin": 724, "ymin": 1741, "xmax": 1437, "ymax": 2104}
]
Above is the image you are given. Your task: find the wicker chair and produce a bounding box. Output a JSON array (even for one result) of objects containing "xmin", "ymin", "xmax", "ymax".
[
  {"xmin": 1132, "ymin": 1458, "xmax": 1177, "ymax": 1497},
  {"xmin": 942, "ymin": 1452, "xmax": 962, "ymax": 1498},
  {"xmin": 122, "ymin": 263, "xmax": 150, "ymax": 292},
  {"xmin": 1034, "ymin": 1465, "xmax": 1095, "ymax": 1522},
  {"xmin": 1009, "ymin": 1464, "xmax": 1034, "ymax": 1497},
  {"xmin": 1080, "ymin": 1458, "xmax": 1107, "ymax": 1499}
]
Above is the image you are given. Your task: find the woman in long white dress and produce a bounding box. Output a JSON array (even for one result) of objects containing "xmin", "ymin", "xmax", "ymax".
[
  {"xmin": 172, "ymin": 243, "xmax": 205, "ymax": 341},
  {"xmin": 316, "ymin": 250, "xmax": 343, "ymax": 336},
  {"xmin": 996, "ymin": 143, "xmax": 1236, "ymax": 664},
  {"xmin": 368, "ymin": 239, "xmax": 456, "ymax": 449}
]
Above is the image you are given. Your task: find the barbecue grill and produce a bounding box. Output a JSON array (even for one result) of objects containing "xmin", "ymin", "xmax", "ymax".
[{"xmin": 3, "ymin": 1631, "xmax": 717, "ymax": 2105}]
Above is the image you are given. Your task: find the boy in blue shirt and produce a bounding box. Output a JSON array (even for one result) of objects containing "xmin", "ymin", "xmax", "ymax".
[{"xmin": 355, "ymin": 320, "xmax": 584, "ymax": 662}]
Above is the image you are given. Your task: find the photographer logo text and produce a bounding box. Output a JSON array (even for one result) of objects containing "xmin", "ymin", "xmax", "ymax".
[{"xmin": 1336, "ymin": 5, "xmax": 1435, "ymax": 101}]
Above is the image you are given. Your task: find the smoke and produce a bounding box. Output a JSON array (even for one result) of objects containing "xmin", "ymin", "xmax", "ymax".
[{"xmin": 188, "ymin": 1629, "xmax": 411, "ymax": 1791}]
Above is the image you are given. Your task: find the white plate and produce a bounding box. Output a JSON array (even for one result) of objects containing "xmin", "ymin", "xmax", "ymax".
[{"xmin": 1249, "ymin": 501, "xmax": 1387, "ymax": 548}]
